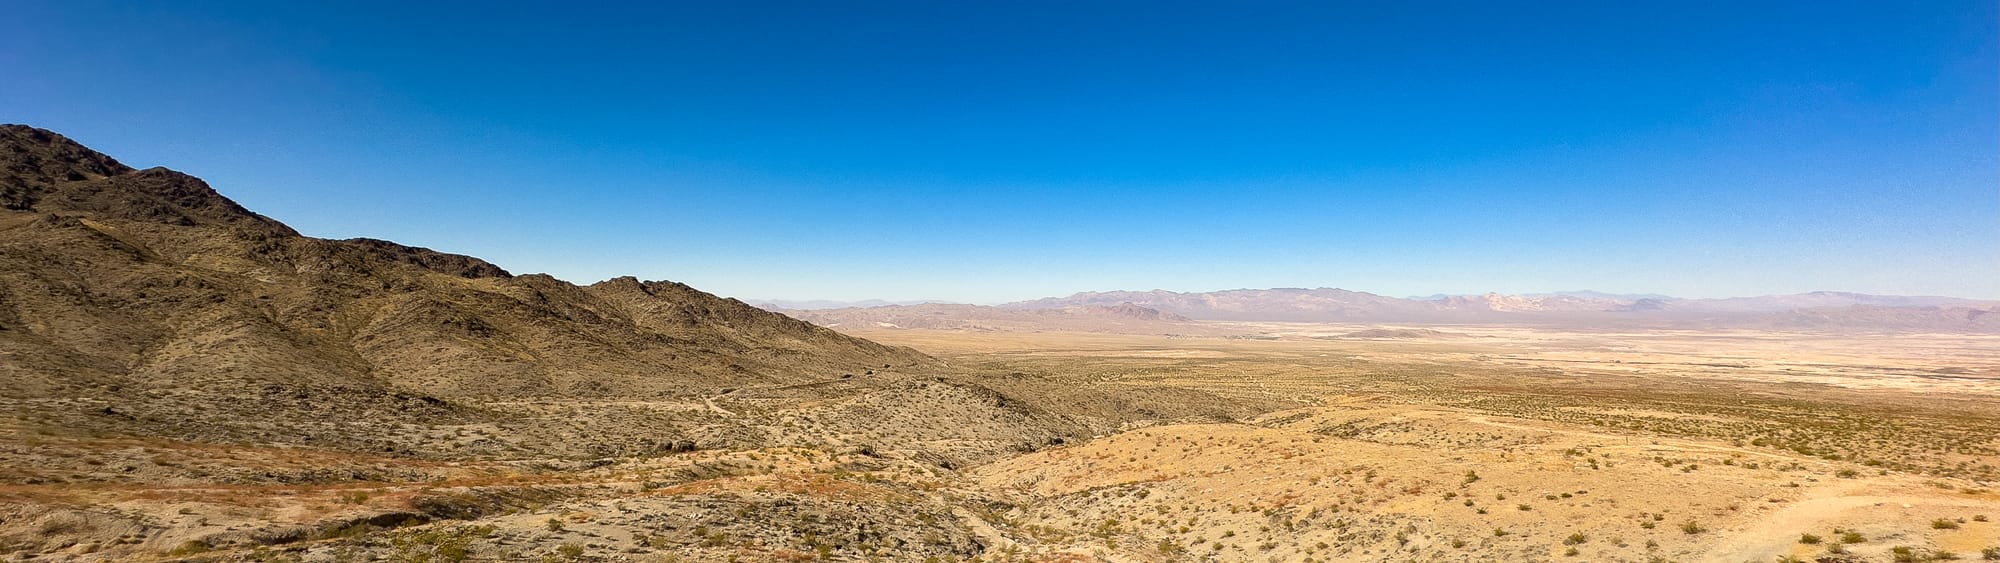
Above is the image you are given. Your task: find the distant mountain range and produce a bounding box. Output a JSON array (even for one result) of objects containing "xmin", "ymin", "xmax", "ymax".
[
  {"xmin": 1408, "ymin": 290, "xmax": 1677, "ymax": 302},
  {"xmin": 767, "ymin": 288, "xmax": 2000, "ymax": 333},
  {"xmin": 745, "ymin": 298, "xmax": 950, "ymax": 310},
  {"xmin": 781, "ymin": 302, "xmax": 1202, "ymax": 334}
]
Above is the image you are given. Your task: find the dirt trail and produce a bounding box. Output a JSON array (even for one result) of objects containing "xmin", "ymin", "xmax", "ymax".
[
  {"xmin": 704, "ymin": 395, "xmax": 736, "ymax": 417},
  {"xmin": 1703, "ymin": 481, "xmax": 1992, "ymax": 562},
  {"xmin": 951, "ymin": 507, "xmax": 1023, "ymax": 554}
]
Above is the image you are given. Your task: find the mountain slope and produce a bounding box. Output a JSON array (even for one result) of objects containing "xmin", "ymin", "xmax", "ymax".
[{"xmin": 0, "ymin": 124, "xmax": 936, "ymax": 453}]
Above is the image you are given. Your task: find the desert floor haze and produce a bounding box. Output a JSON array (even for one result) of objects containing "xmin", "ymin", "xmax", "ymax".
[{"xmin": 1, "ymin": 125, "xmax": 1998, "ymax": 563}]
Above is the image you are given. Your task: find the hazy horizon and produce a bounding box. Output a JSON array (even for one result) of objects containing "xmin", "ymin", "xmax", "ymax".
[
  {"xmin": 5, "ymin": 1, "xmax": 1996, "ymax": 303},
  {"xmin": 741, "ymin": 286, "xmax": 1995, "ymax": 309}
]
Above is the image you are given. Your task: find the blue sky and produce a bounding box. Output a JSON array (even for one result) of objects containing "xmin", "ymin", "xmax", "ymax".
[{"xmin": 4, "ymin": 1, "xmax": 1996, "ymax": 302}]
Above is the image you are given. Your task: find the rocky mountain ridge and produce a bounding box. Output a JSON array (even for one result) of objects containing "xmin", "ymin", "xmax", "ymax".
[{"xmin": 0, "ymin": 124, "xmax": 946, "ymax": 457}]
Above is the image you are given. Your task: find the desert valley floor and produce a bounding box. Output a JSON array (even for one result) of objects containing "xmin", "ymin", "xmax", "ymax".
[{"xmin": 5, "ymin": 322, "xmax": 1999, "ymax": 562}]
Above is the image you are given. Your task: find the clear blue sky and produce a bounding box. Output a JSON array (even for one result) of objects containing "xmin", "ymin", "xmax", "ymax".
[{"xmin": 4, "ymin": 1, "xmax": 1996, "ymax": 302}]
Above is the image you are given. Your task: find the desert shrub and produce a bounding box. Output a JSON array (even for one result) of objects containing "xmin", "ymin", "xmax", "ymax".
[
  {"xmin": 1680, "ymin": 520, "xmax": 1705, "ymax": 534},
  {"xmin": 167, "ymin": 540, "xmax": 211, "ymax": 556},
  {"xmin": 1564, "ymin": 533, "xmax": 1588, "ymax": 545},
  {"xmin": 1839, "ymin": 531, "xmax": 1865, "ymax": 543},
  {"xmin": 316, "ymin": 520, "xmax": 380, "ymax": 540},
  {"xmin": 389, "ymin": 525, "xmax": 493, "ymax": 563},
  {"xmin": 36, "ymin": 514, "xmax": 90, "ymax": 536},
  {"xmin": 1933, "ymin": 518, "xmax": 1960, "ymax": 530},
  {"xmin": 1799, "ymin": 533, "xmax": 1821, "ymax": 544}
]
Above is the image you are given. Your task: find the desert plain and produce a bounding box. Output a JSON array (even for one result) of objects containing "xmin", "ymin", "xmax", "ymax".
[{"xmin": 7, "ymin": 320, "xmax": 1999, "ymax": 562}]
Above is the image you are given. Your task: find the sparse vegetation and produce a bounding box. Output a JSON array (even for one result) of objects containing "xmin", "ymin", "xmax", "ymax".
[
  {"xmin": 166, "ymin": 540, "xmax": 210, "ymax": 557},
  {"xmin": 3, "ymin": 253, "xmax": 1996, "ymax": 562}
]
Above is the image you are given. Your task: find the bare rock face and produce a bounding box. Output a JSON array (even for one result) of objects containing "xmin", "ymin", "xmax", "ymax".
[{"xmin": 1, "ymin": 126, "xmax": 135, "ymax": 210}]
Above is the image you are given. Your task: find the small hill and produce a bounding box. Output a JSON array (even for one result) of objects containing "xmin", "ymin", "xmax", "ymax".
[
  {"xmin": 1337, "ymin": 328, "xmax": 1463, "ymax": 339},
  {"xmin": 1063, "ymin": 302, "xmax": 1191, "ymax": 321}
]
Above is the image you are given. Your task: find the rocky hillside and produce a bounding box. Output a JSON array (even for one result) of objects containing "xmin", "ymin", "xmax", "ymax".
[
  {"xmin": 0, "ymin": 124, "xmax": 938, "ymax": 453},
  {"xmin": 0, "ymin": 126, "xmax": 1291, "ymax": 562}
]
